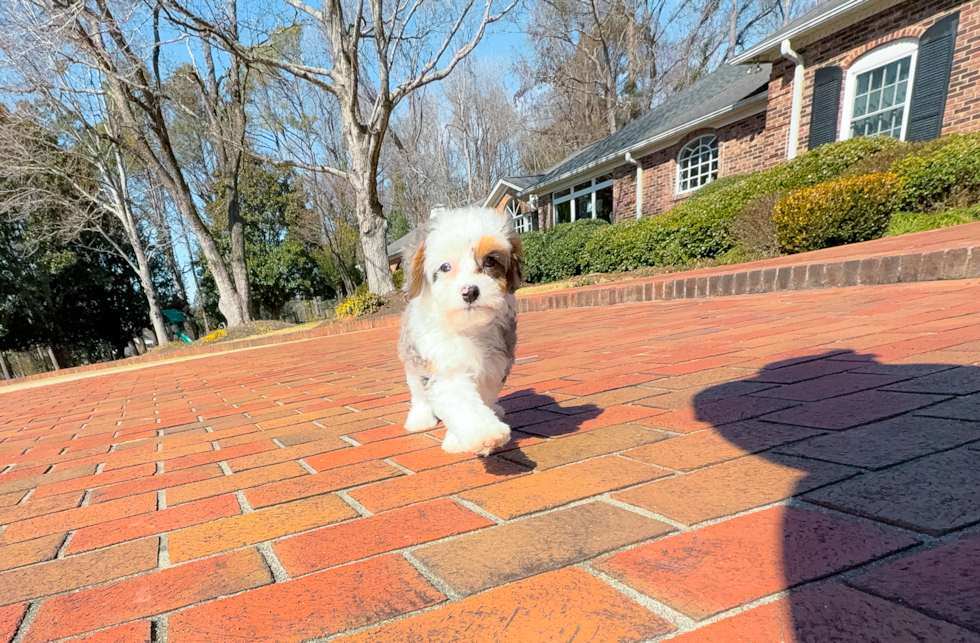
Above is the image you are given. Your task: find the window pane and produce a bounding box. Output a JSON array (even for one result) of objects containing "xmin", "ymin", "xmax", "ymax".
[
  {"xmin": 854, "ymin": 94, "xmax": 868, "ymax": 117},
  {"xmin": 575, "ymin": 193, "xmax": 592, "ymax": 220},
  {"xmin": 594, "ymin": 186, "xmax": 613, "ymax": 223},
  {"xmin": 574, "ymin": 180, "xmax": 592, "ymax": 192},
  {"xmin": 597, "ymin": 173, "xmax": 613, "ymax": 183},
  {"xmin": 554, "ymin": 188, "xmax": 570, "ymax": 199},
  {"xmin": 851, "ymin": 55, "xmax": 912, "ymax": 141},
  {"xmin": 555, "ymin": 200, "xmax": 571, "ymax": 224}
]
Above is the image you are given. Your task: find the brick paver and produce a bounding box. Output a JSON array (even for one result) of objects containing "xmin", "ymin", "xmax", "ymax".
[{"xmin": 1, "ymin": 278, "xmax": 979, "ymax": 641}]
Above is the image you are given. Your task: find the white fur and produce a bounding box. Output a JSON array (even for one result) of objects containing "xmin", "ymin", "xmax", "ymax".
[{"xmin": 398, "ymin": 207, "xmax": 519, "ymax": 455}]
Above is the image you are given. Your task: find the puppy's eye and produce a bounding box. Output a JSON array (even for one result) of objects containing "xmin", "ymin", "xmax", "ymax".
[
  {"xmin": 439, "ymin": 263, "xmax": 451, "ymax": 273},
  {"xmin": 484, "ymin": 256, "xmax": 497, "ymax": 268}
]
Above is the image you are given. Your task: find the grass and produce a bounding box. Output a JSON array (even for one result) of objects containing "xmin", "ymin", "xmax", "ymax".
[{"xmin": 885, "ymin": 205, "xmax": 980, "ymax": 236}]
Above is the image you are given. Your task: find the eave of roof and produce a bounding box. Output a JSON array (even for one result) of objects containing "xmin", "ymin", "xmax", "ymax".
[
  {"xmin": 518, "ymin": 91, "xmax": 768, "ymax": 197},
  {"xmin": 730, "ymin": 0, "xmax": 903, "ymax": 63}
]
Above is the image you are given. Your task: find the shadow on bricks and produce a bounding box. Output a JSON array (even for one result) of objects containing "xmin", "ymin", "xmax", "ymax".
[
  {"xmin": 492, "ymin": 391, "xmax": 602, "ymax": 471},
  {"xmin": 687, "ymin": 349, "xmax": 980, "ymax": 640}
]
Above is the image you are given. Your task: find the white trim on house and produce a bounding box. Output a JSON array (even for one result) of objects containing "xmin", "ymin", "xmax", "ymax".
[
  {"xmin": 676, "ymin": 135, "xmax": 720, "ymax": 194},
  {"xmin": 730, "ymin": 0, "xmax": 906, "ymax": 64},
  {"xmin": 551, "ymin": 175, "xmax": 614, "ymax": 225},
  {"xmin": 482, "ymin": 179, "xmax": 526, "ymax": 209},
  {"xmin": 840, "ymin": 39, "xmax": 918, "ymax": 142},
  {"xmin": 522, "ymin": 92, "xmax": 767, "ymax": 198}
]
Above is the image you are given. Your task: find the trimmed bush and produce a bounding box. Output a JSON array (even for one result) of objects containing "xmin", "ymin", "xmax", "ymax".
[
  {"xmin": 200, "ymin": 329, "xmax": 227, "ymax": 343},
  {"xmin": 891, "ymin": 133, "xmax": 980, "ymax": 211},
  {"xmin": 774, "ymin": 173, "xmax": 902, "ymax": 253},
  {"xmin": 335, "ymin": 291, "xmax": 385, "ymax": 319},
  {"xmin": 731, "ymin": 192, "xmax": 783, "ymax": 256},
  {"xmin": 520, "ymin": 219, "xmax": 607, "ymax": 283}
]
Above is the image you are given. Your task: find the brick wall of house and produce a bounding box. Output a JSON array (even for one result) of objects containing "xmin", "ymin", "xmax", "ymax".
[
  {"xmin": 536, "ymin": 193, "xmax": 553, "ymax": 231},
  {"xmin": 761, "ymin": 0, "xmax": 980, "ymax": 165},
  {"xmin": 605, "ymin": 114, "xmax": 768, "ymax": 220}
]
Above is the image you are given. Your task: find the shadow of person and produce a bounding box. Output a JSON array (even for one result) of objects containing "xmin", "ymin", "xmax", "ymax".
[
  {"xmin": 688, "ymin": 349, "xmax": 980, "ymax": 640},
  {"xmin": 480, "ymin": 390, "xmax": 602, "ymax": 472}
]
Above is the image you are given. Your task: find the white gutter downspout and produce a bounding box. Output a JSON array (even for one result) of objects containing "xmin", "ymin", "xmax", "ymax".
[
  {"xmin": 625, "ymin": 153, "xmax": 642, "ymax": 219},
  {"xmin": 781, "ymin": 39, "xmax": 805, "ymax": 160}
]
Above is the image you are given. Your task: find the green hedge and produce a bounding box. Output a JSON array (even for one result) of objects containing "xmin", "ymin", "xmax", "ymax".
[
  {"xmin": 774, "ymin": 173, "xmax": 903, "ymax": 253},
  {"xmin": 886, "ymin": 206, "xmax": 980, "ymax": 236},
  {"xmin": 577, "ymin": 136, "xmax": 899, "ymax": 276},
  {"xmin": 520, "ymin": 219, "xmax": 608, "ymax": 283},
  {"xmin": 891, "ymin": 133, "xmax": 980, "ymax": 211}
]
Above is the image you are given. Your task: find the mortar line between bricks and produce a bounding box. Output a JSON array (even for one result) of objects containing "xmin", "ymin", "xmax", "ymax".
[
  {"xmin": 450, "ymin": 495, "xmax": 505, "ymax": 524},
  {"xmin": 336, "ymin": 490, "xmax": 372, "ymax": 516},
  {"xmin": 152, "ymin": 616, "xmax": 168, "ymax": 643},
  {"xmin": 401, "ymin": 550, "xmax": 461, "ymax": 600},
  {"xmin": 580, "ymin": 562, "xmax": 696, "ymax": 634},
  {"xmin": 10, "ymin": 601, "xmax": 41, "ymax": 643},
  {"xmin": 383, "ymin": 458, "xmax": 415, "ymax": 476},
  {"xmin": 256, "ymin": 542, "xmax": 289, "ymax": 583}
]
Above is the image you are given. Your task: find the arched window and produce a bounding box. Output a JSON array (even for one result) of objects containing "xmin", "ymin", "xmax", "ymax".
[
  {"xmin": 506, "ymin": 198, "xmax": 534, "ymax": 233},
  {"xmin": 841, "ymin": 39, "xmax": 918, "ymax": 141},
  {"xmin": 676, "ymin": 135, "xmax": 719, "ymax": 194}
]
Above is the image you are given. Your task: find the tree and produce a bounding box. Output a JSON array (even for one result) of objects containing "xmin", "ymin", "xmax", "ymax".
[
  {"xmin": 0, "ymin": 0, "xmax": 255, "ymax": 326},
  {"xmin": 0, "ymin": 106, "xmax": 173, "ymax": 344},
  {"xmin": 170, "ymin": 0, "xmax": 520, "ymax": 295},
  {"xmin": 206, "ymin": 158, "xmax": 333, "ymax": 319}
]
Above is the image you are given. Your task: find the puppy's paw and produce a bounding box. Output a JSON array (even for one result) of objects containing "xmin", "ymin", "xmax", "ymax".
[
  {"xmin": 442, "ymin": 421, "xmax": 511, "ymax": 456},
  {"xmin": 491, "ymin": 403, "xmax": 506, "ymax": 419},
  {"xmin": 404, "ymin": 405, "xmax": 439, "ymax": 433}
]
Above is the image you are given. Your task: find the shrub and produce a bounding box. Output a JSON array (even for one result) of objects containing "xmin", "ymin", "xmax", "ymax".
[
  {"xmin": 891, "ymin": 133, "xmax": 980, "ymax": 211},
  {"xmin": 886, "ymin": 205, "xmax": 980, "ymax": 236},
  {"xmin": 731, "ymin": 192, "xmax": 783, "ymax": 256},
  {"xmin": 335, "ymin": 291, "xmax": 385, "ymax": 318},
  {"xmin": 200, "ymin": 329, "xmax": 226, "ymax": 343},
  {"xmin": 774, "ymin": 173, "xmax": 902, "ymax": 253},
  {"xmin": 582, "ymin": 137, "xmax": 899, "ymax": 273},
  {"xmin": 519, "ymin": 219, "xmax": 607, "ymax": 283},
  {"xmin": 392, "ymin": 268, "xmax": 404, "ymax": 291}
]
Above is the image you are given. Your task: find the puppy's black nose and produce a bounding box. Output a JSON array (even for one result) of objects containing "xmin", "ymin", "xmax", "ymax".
[{"xmin": 461, "ymin": 285, "xmax": 480, "ymax": 303}]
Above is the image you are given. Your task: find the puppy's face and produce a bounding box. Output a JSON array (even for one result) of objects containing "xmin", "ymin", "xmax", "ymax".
[{"xmin": 406, "ymin": 208, "xmax": 522, "ymax": 329}]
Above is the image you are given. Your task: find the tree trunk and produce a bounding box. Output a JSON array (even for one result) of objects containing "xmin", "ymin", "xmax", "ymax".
[
  {"xmin": 226, "ymin": 187, "xmax": 253, "ymax": 322},
  {"xmin": 0, "ymin": 352, "xmax": 11, "ymax": 380},
  {"xmin": 356, "ymin": 192, "xmax": 395, "ymax": 295}
]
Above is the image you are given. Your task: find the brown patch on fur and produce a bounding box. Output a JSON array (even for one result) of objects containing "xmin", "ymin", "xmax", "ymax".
[
  {"xmin": 506, "ymin": 235, "xmax": 523, "ymax": 294},
  {"xmin": 407, "ymin": 242, "xmax": 427, "ymax": 298},
  {"xmin": 475, "ymin": 235, "xmax": 508, "ymax": 263}
]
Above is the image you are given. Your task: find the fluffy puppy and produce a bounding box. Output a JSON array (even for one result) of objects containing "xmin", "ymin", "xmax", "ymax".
[{"xmin": 397, "ymin": 207, "xmax": 522, "ymax": 455}]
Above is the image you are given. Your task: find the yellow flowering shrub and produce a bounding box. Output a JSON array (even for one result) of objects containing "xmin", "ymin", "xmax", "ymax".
[
  {"xmin": 773, "ymin": 173, "xmax": 903, "ymax": 254},
  {"xmin": 335, "ymin": 291, "xmax": 385, "ymax": 319},
  {"xmin": 200, "ymin": 329, "xmax": 227, "ymax": 343}
]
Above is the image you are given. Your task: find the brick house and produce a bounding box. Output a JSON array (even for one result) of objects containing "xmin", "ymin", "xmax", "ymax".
[{"xmin": 479, "ymin": 0, "xmax": 976, "ymax": 233}]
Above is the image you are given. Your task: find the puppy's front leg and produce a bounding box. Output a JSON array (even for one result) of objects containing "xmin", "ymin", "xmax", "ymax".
[
  {"xmin": 404, "ymin": 369, "xmax": 438, "ymax": 433},
  {"xmin": 427, "ymin": 374, "xmax": 511, "ymax": 456}
]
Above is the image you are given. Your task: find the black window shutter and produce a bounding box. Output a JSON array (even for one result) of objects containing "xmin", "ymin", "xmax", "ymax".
[
  {"xmin": 807, "ymin": 66, "xmax": 843, "ymax": 150},
  {"xmin": 906, "ymin": 12, "xmax": 959, "ymax": 142}
]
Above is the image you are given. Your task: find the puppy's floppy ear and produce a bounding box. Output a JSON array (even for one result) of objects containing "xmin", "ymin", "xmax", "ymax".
[
  {"xmin": 401, "ymin": 226, "xmax": 429, "ymax": 299},
  {"xmin": 506, "ymin": 235, "xmax": 522, "ymax": 294}
]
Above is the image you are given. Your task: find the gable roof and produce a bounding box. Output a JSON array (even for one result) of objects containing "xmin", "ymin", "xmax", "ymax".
[
  {"xmin": 731, "ymin": 0, "xmax": 903, "ymax": 63},
  {"xmin": 521, "ymin": 63, "xmax": 771, "ymax": 194}
]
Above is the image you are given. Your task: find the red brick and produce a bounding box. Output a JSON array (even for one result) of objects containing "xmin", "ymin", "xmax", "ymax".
[
  {"xmin": 0, "ymin": 491, "xmax": 83, "ymax": 525},
  {"xmin": 167, "ymin": 461, "xmax": 307, "ymax": 506},
  {"xmin": 304, "ymin": 434, "xmax": 434, "ymax": 471},
  {"xmin": 596, "ymin": 506, "xmax": 918, "ymax": 620},
  {"xmin": 519, "ymin": 404, "xmax": 666, "ymax": 437},
  {"xmin": 613, "ymin": 454, "xmax": 855, "ymax": 525},
  {"xmin": 23, "ymin": 549, "xmax": 271, "ymax": 643},
  {"xmin": 168, "ymin": 555, "xmax": 444, "ymax": 643},
  {"xmin": 666, "ymin": 584, "xmax": 980, "ymax": 643},
  {"xmin": 850, "ymin": 531, "xmax": 980, "ymax": 632},
  {"xmin": 334, "ymin": 567, "xmax": 674, "ymax": 643},
  {"xmin": 0, "ymin": 603, "xmax": 26, "ymax": 642},
  {"xmin": 0, "ymin": 538, "xmax": 158, "ymax": 606},
  {"xmin": 414, "ymin": 501, "xmax": 674, "ymax": 595},
  {"xmin": 100, "ymin": 442, "xmax": 212, "ymax": 471},
  {"xmin": 498, "ymin": 423, "xmax": 667, "ymax": 470},
  {"xmin": 89, "ymin": 464, "xmax": 223, "ymax": 503},
  {"xmin": 623, "ymin": 421, "xmax": 820, "ymax": 471},
  {"xmin": 1, "ymin": 492, "xmax": 157, "ymax": 543},
  {"xmin": 168, "ymin": 493, "xmax": 357, "ymax": 563},
  {"xmin": 762, "ymin": 390, "xmax": 948, "ymax": 429},
  {"xmin": 69, "ymin": 622, "xmax": 153, "ymax": 643},
  {"xmin": 388, "ymin": 431, "xmax": 542, "ymax": 472},
  {"xmin": 245, "ymin": 460, "xmax": 402, "ymax": 508},
  {"xmin": 274, "ymin": 498, "xmax": 493, "ymax": 576},
  {"xmin": 349, "ymin": 458, "xmax": 528, "ymax": 513},
  {"xmin": 0, "ymin": 532, "xmax": 65, "ymax": 572},
  {"xmin": 67, "ymin": 494, "xmax": 241, "ymax": 554},
  {"xmin": 31, "ymin": 463, "xmax": 156, "ymax": 500},
  {"xmin": 460, "ymin": 456, "xmax": 669, "ymax": 519},
  {"xmin": 166, "ymin": 439, "xmax": 277, "ymax": 470}
]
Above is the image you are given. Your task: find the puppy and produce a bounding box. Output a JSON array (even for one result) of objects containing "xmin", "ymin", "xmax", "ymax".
[{"xmin": 397, "ymin": 207, "xmax": 522, "ymax": 455}]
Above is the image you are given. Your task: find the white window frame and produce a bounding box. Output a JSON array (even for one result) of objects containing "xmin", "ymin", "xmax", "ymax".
[
  {"xmin": 841, "ymin": 39, "xmax": 919, "ymax": 142},
  {"xmin": 506, "ymin": 199, "xmax": 534, "ymax": 234},
  {"xmin": 675, "ymin": 134, "xmax": 719, "ymax": 195},
  {"xmin": 551, "ymin": 174, "xmax": 614, "ymax": 226}
]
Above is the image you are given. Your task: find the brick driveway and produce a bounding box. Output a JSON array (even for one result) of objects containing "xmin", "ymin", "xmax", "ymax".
[{"xmin": 2, "ymin": 279, "xmax": 979, "ymax": 642}]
